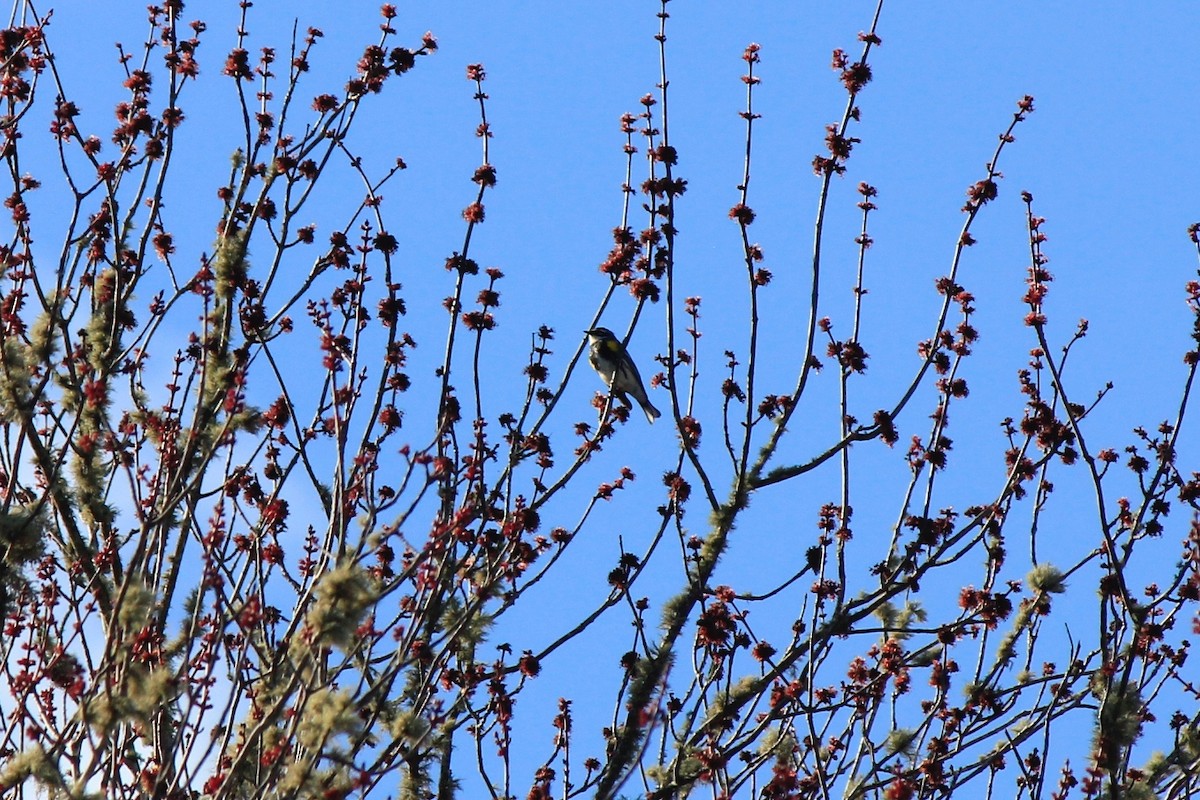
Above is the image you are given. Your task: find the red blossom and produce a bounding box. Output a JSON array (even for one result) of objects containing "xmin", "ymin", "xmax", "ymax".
[
  {"xmin": 728, "ymin": 203, "xmax": 755, "ymax": 225},
  {"xmin": 462, "ymin": 202, "xmax": 485, "ymax": 223},
  {"xmin": 840, "ymin": 61, "xmax": 872, "ymax": 92},
  {"xmin": 224, "ymin": 48, "xmax": 251, "ymax": 79},
  {"xmin": 472, "ymin": 163, "xmax": 497, "ymax": 186}
]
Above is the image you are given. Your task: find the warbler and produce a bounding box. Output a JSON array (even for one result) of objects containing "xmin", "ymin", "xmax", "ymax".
[{"xmin": 585, "ymin": 326, "xmax": 662, "ymax": 424}]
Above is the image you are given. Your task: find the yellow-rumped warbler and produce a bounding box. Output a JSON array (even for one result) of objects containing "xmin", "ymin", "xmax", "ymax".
[{"xmin": 585, "ymin": 326, "xmax": 662, "ymax": 424}]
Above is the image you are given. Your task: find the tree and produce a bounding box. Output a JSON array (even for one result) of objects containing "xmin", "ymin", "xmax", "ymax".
[{"xmin": 1, "ymin": 1, "xmax": 1199, "ymax": 799}]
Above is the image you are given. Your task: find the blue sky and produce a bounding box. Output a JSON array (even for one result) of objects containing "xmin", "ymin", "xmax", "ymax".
[
  {"xmin": 46, "ymin": 1, "xmax": 1199, "ymax": 419},
  {"xmin": 28, "ymin": 1, "xmax": 1200, "ymax": 794}
]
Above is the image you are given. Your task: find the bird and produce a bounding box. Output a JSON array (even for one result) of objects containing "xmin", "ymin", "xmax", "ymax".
[{"xmin": 585, "ymin": 326, "xmax": 662, "ymax": 424}]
